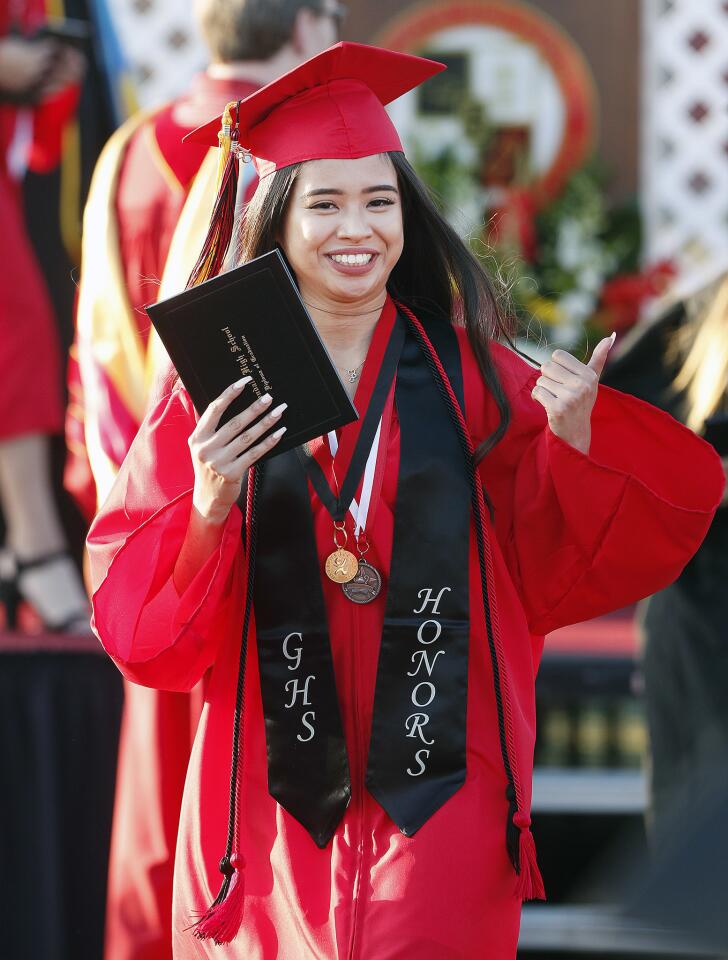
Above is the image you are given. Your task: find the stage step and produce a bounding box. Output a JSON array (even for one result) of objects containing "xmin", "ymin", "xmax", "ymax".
[
  {"xmin": 518, "ymin": 904, "xmax": 717, "ymax": 956},
  {"xmin": 533, "ymin": 768, "xmax": 646, "ymax": 816}
]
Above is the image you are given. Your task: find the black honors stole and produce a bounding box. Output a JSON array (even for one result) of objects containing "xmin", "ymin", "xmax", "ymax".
[{"xmin": 253, "ymin": 314, "xmax": 470, "ymax": 846}]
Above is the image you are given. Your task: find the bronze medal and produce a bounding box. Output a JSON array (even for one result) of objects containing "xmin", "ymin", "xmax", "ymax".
[
  {"xmin": 341, "ymin": 560, "xmax": 382, "ymax": 604},
  {"xmin": 325, "ymin": 548, "xmax": 359, "ymax": 583}
]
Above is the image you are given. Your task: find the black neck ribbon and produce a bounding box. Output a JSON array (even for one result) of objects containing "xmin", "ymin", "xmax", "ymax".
[
  {"xmin": 253, "ymin": 311, "xmax": 470, "ymax": 846},
  {"xmin": 295, "ymin": 316, "xmax": 405, "ymax": 521}
]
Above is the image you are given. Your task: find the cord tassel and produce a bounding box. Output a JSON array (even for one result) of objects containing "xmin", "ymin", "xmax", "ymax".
[
  {"xmin": 193, "ymin": 853, "xmax": 246, "ymax": 945},
  {"xmin": 511, "ymin": 808, "xmax": 545, "ymax": 901},
  {"xmin": 515, "ymin": 827, "xmax": 545, "ymax": 901}
]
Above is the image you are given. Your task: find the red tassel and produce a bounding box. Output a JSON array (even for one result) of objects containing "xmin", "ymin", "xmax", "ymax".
[
  {"xmin": 193, "ymin": 853, "xmax": 246, "ymax": 945},
  {"xmin": 187, "ymin": 151, "xmax": 239, "ymax": 288},
  {"xmin": 515, "ymin": 828, "xmax": 545, "ymax": 901}
]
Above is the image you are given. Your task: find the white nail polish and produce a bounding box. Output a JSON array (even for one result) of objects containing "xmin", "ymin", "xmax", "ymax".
[
  {"xmin": 259, "ymin": 393, "xmax": 272, "ymax": 404},
  {"xmin": 272, "ymin": 426, "xmax": 287, "ymax": 438},
  {"xmin": 233, "ymin": 376, "xmax": 252, "ymax": 389},
  {"xmin": 271, "ymin": 402, "xmax": 287, "ymax": 418}
]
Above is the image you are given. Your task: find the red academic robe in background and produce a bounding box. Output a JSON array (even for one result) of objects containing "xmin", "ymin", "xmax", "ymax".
[
  {"xmin": 65, "ymin": 72, "xmax": 259, "ymax": 960},
  {"xmin": 0, "ymin": 0, "xmax": 79, "ymax": 439},
  {"xmin": 87, "ymin": 301, "xmax": 724, "ymax": 959}
]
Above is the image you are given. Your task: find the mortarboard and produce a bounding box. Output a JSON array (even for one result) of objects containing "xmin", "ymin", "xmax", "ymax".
[
  {"xmin": 184, "ymin": 42, "xmax": 445, "ymax": 286},
  {"xmin": 184, "ymin": 41, "xmax": 445, "ymax": 178}
]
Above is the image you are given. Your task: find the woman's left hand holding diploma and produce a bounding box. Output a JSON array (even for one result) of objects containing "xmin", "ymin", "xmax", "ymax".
[
  {"xmin": 190, "ymin": 377, "xmax": 288, "ymax": 525},
  {"xmin": 531, "ymin": 333, "xmax": 616, "ymax": 456}
]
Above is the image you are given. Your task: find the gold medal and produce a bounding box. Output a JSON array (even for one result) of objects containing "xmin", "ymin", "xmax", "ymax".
[
  {"xmin": 325, "ymin": 548, "xmax": 359, "ymax": 583},
  {"xmin": 325, "ymin": 520, "xmax": 358, "ymax": 582}
]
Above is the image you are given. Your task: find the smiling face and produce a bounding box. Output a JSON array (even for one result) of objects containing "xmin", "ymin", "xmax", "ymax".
[{"xmin": 279, "ymin": 154, "xmax": 404, "ymax": 310}]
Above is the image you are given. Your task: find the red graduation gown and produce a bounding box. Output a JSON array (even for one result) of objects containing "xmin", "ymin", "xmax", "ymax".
[{"xmin": 88, "ymin": 320, "xmax": 723, "ymax": 960}]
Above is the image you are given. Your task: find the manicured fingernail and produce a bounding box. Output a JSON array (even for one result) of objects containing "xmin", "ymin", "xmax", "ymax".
[
  {"xmin": 259, "ymin": 393, "xmax": 272, "ymax": 405},
  {"xmin": 272, "ymin": 426, "xmax": 287, "ymax": 438},
  {"xmin": 610, "ymin": 332, "xmax": 617, "ymax": 344},
  {"xmin": 271, "ymin": 402, "xmax": 287, "ymax": 419},
  {"xmin": 234, "ymin": 376, "xmax": 252, "ymax": 389}
]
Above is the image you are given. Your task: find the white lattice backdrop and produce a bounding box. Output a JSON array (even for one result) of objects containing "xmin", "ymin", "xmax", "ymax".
[
  {"xmin": 106, "ymin": 0, "xmax": 208, "ymax": 109},
  {"xmin": 642, "ymin": 0, "xmax": 728, "ymax": 292}
]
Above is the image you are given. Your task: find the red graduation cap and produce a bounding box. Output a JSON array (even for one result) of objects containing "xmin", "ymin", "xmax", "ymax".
[
  {"xmin": 185, "ymin": 41, "xmax": 446, "ymax": 178},
  {"xmin": 184, "ymin": 43, "xmax": 445, "ymax": 288}
]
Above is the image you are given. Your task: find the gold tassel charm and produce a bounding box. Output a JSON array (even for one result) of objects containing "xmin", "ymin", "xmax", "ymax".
[{"xmin": 216, "ymin": 102, "xmax": 235, "ymax": 189}]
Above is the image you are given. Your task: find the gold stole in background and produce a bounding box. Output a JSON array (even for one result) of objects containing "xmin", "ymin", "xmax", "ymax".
[{"xmin": 76, "ymin": 112, "xmax": 218, "ymax": 505}]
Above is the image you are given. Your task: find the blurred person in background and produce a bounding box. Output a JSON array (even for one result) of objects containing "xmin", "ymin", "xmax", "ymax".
[
  {"xmin": 0, "ymin": 0, "xmax": 87, "ymax": 632},
  {"xmin": 67, "ymin": 2, "xmax": 344, "ymax": 958},
  {"xmin": 604, "ymin": 269, "xmax": 728, "ymax": 845}
]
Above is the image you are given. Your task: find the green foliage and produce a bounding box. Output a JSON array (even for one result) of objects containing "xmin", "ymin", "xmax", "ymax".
[{"xmin": 409, "ymin": 95, "xmax": 649, "ymax": 348}]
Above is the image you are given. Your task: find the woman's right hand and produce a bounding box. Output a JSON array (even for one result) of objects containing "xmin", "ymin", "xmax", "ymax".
[{"xmin": 189, "ymin": 378, "xmax": 287, "ymax": 525}]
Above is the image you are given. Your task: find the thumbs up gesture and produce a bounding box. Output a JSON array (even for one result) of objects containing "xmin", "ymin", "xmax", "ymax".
[{"xmin": 531, "ymin": 333, "xmax": 616, "ymax": 455}]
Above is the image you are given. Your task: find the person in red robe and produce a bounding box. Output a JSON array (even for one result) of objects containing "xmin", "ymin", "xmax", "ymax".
[
  {"xmin": 69, "ymin": 4, "xmax": 344, "ymax": 958},
  {"xmin": 0, "ymin": 0, "xmax": 88, "ymax": 631},
  {"xmin": 87, "ymin": 43, "xmax": 724, "ymax": 959}
]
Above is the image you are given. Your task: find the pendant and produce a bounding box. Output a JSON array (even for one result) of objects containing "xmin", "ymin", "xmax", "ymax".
[
  {"xmin": 341, "ymin": 560, "xmax": 382, "ymax": 604},
  {"xmin": 325, "ymin": 549, "xmax": 359, "ymax": 583}
]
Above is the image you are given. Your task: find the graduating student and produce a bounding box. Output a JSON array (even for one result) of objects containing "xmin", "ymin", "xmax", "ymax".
[
  {"xmin": 88, "ymin": 43, "xmax": 724, "ymax": 959},
  {"xmin": 70, "ymin": 4, "xmax": 343, "ymax": 958}
]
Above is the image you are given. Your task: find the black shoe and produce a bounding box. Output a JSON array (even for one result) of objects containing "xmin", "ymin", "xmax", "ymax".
[{"xmin": 0, "ymin": 570, "xmax": 21, "ymax": 630}]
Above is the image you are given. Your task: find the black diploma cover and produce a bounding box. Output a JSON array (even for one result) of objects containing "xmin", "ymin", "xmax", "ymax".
[{"xmin": 145, "ymin": 249, "xmax": 358, "ymax": 459}]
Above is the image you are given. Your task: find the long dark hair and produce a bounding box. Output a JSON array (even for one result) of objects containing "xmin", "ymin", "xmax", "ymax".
[{"xmin": 237, "ymin": 152, "xmax": 518, "ymax": 461}]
